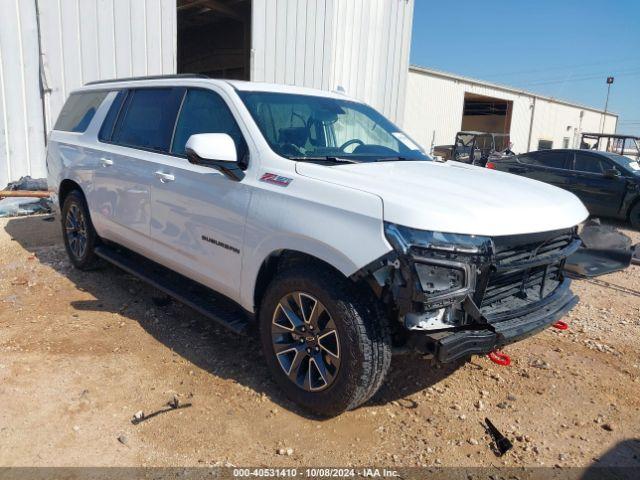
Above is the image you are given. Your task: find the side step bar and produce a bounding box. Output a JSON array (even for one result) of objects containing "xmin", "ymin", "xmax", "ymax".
[{"xmin": 94, "ymin": 245, "xmax": 250, "ymax": 335}]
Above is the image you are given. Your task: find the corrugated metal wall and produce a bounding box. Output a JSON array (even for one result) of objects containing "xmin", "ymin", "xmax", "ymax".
[
  {"xmin": 404, "ymin": 67, "xmax": 618, "ymax": 154},
  {"xmin": 0, "ymin": 0, "xmax": 176, "ymax": 188},
  {"xmin": 37, "ymin": 0, "xmax": 177, "ymax": 133},
  {"xmin": 0, "ymin": 0, "xmax": 47, "ymax": 188},
  {"xmin": 251, "ymin": 0, "xmax": 414, "ymax": 123}
]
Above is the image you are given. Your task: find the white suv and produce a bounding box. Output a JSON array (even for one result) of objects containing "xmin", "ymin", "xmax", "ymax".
[{"xmin": 47, "ymin": 76, "xmax": 588, "ymax": 416}]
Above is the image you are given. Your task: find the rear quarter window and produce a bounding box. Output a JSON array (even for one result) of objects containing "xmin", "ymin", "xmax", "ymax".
[
  {"xmin": 54, "ymin": 91, "xmax": 109, "ymax": 132},
  {"xmin": 520, "ymin": 151, "xmax": 567, "ymax": 169}
]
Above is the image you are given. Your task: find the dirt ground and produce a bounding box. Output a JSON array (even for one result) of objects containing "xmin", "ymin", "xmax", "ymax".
[{"xmin": 0, "ymin": 214, "xmax": 639, "ymax": 469}]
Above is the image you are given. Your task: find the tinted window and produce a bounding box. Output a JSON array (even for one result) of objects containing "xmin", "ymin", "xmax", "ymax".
[
  {"xmin": 518, "ymin": 154, "xmax": 541, "ymax": 166},
  {"xmin": 54, "ymin": 91, "xmax": 109, "ymax": 132},
  {"xmin": 538, "ymin": 151, "xmax": 567, "ymax": 169},
  {"xmin": 98, "ymin": 90, "xmax": 127, "ymax": 142},
  {"xmin": 113, "ymin": 88, "xmax": 184, "ymax": 152},
  {"xmin": 574, "ymin": 153, "xmax": 608, "ymax": 174},
  {"xmin": 171, "ymin": 89, "xmax": 247, "ymax": 160}
]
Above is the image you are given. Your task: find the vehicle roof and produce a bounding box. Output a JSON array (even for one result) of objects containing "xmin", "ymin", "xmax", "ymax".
[
  {"xmin": 457, "ymin": 131, "xmax": 509, "ymax": 136},
  {"xmin": 582, "ymin": 133, "xmax": 640, "ymax": 140},
  {"xmin": 80, "ymin": 75, "xmax": 353, "ymax": 101}
]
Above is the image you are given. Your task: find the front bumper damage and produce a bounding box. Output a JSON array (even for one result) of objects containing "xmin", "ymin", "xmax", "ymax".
[
  {"xmin": 406, "ymin": 278, "xmax": 578, "ymax": 363},
  {"xmin": 352, "ymin": 224, "xmax": 582, "ymax": 363}
]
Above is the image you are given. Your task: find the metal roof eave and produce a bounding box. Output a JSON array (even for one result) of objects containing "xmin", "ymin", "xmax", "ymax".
[{"xmin": 409, "ymin": 65, "xmax": 618, "ymax": 118}]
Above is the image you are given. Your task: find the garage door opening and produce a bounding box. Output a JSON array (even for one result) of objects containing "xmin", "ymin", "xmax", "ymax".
[
  {"xmin": 177, "ymin": 0, "xmax": 251, "ymax": 79},
  {"xmin": 461, "ymin": 93, "xmax": 512, "ymax": 135}
]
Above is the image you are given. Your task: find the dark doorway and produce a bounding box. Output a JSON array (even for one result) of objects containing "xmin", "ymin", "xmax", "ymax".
[
  {"xmin": 461, "ymin": 93, "xmax": 513, "ymax": 135},
  {"xmin": 177, "ymin": 0, "xmax": 251, "ymax": 80}
]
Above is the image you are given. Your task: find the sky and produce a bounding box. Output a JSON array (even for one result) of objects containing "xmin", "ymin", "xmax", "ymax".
[{"xmin": 410, "ymin": 0, "xmax": 640, "ymax": 134}]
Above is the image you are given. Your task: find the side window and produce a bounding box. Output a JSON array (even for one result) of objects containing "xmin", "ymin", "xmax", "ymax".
[
  {"xmin": 574, "ymin": 153, "xmax": 607, "ymax": 174},
  {"xmin": 98, "ymin": 90, "xmax": 127, "ymax": 142},
  {"xmin": 112, "ymin": 88, "xmax": 184, "ymax": 152},
  {"xmin": 538, "ymin": 151, "xmax": 567, "ymax": 169},
  {"xmin": 54, "ymin": 91, "xmax": 109, "ymax": 133},
  {"xmin": 171, "ymin": 89, "xmax": 248, "ymax": 161},
  {"xmin": 518, "ymin": 153, "xmax": 543, "ymax": 166}
]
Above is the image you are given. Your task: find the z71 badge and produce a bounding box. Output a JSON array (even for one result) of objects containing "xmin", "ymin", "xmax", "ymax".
[{"xmin": 260, "ymin": 173, "xmax": 292, "ymax": 187}]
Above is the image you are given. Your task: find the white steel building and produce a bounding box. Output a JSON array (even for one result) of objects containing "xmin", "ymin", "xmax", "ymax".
[
  {"xmin": 0, "ymin": 0, "xmax": 413, "ymax": 188},
  {"xmin": 404, "ymin": 65, "xmax": 618, "ymax": 155},
  {"xmin": 0, "ymin": 0, "xmax": 618, "ymax": 188}
]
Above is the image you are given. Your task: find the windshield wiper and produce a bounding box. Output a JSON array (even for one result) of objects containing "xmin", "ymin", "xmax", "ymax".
[
  {"xmin": 290, "ymin": 156, "xmax": 359, "ymax": 164},
  {"xmin": 373, "ymin": 156, "xmax": 409, "ymax": 162}
]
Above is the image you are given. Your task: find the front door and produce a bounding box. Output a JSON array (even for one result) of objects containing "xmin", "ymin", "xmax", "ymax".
[
  {"xmin": 567, "ymin": 151, "xmax": 628, "ymax": 217},
  {"xmin": 148, "ymin": 88, "xmax": 252, "ymax": 301},
  {"xmin": 519, "ymin": 150, "xmax": 573, "ymax": 190}
]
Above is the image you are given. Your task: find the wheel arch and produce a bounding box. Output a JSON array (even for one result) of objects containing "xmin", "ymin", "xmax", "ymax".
[
  {"xmin": 58, "ymin": 178, "xmax": 84, "ymax": 208},
  {"xmin": 251, "ymin": 249, "xmax": 353, "ymax": 315}
]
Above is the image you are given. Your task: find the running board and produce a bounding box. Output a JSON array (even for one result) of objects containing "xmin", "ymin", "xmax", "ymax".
[{"xmin": 94, "ymin": 245, "xmax": 250, "ymax": 334}]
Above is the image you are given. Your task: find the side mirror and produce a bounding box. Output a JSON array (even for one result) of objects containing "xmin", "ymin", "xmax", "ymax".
[
  {"xmin": 603, "ymin": 168, "xmax": 621, "ymax": 179},
  {"xmin": 185, "ymin": 133, "xmax": 244, "ymax": 181}
]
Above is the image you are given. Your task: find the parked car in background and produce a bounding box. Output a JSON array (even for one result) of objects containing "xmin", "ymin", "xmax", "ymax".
[{"xmin": 487, "ymin": 149, "xmax": 640, "ymax": 228}]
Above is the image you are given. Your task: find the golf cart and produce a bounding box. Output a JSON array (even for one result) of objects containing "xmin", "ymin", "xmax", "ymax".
[
  {"xmin": 580, "ymin": 133, "xmax": 640, "ymax": 160},
  {"xmin": 433, "ymin": 131, "xmax": 513, "ymax": 166}
]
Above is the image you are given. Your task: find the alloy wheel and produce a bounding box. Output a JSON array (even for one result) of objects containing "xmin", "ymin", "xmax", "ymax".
[
  {"xmin": 271, "ymin": 292, "xmax": 341, "ymax": 391},
  {"xmin": 65, "ymin": 203, "xmax": 88, "ymax": 259}
]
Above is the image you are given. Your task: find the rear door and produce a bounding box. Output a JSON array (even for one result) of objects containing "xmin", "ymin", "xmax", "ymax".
[
  {"xmin": 93, "ymin": 87, "xmax": 184, "ymax": 252},
  {"xmin": 147, "ymin": 87, "xmax": 252, "ymax": 301},
  {"xmin": 510, "ymin": 150, "xmax": 573, "ymax": 189},
  {"xmin": 566, "ymin": 151, "xmax": 627, "ymax": 216}
]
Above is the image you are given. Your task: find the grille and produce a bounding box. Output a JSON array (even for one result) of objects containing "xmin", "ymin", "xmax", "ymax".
[{"xmin": 480, "ymin": 230, "xmax": 574, "ymax": 312}]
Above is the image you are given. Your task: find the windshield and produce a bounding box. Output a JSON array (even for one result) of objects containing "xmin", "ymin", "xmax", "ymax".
[
  {"xmin": 603, "ymin": 152, "xmax": 640, "ymax": 174},
  {"xmin": 238, "ymin": 91, "xmax": 430, "ymax": 162}
]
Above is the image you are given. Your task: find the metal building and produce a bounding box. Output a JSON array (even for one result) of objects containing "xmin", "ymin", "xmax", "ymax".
[
  {"xmin": 0, "ymin": 0, "xmax": 621, "ymax": 189},
  {"xmin": 0, "ymin": 0, "xmax": 413, "ymax": 188},
  {"xmin": 404, "ymin": 66, "xmax": 618, "ymax": 155}
]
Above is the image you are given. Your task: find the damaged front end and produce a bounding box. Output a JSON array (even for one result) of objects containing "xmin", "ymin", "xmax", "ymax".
[{"xmin": 352, "ymin": 223, "xmax": 582, "ymax": 363}]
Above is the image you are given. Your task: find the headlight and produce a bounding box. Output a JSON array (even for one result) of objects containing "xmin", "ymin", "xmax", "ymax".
[
  {"xmin": 384, "ymin": 223, "xmax": 492, "ymax": 255},
  {"xmin": 384, "ymin": 222, "xmax": 492, "ymax": 302}
]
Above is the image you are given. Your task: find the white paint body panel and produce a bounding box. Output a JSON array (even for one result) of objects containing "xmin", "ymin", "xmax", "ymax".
[
  {"xmin": 48, "ymin": 78, "xmax": 587, "ymax": 314},
  {"xmin": 296, "ymin": 160, "xmax": 588, "ymax": 236}
]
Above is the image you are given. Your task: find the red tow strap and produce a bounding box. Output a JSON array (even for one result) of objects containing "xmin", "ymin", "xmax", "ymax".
[
  {"xmin": 552, "ymin": 320, "xmax": 569, "ymax": 330},
  {"xmin": 488, "ymin": 350, "xmax": 511, "ymax": 366}
]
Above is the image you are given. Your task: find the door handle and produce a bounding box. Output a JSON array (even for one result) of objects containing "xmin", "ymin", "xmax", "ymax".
[
  {"xmin": 100, "ymin": 158, "xmax": 114, "ymax": 167},
  {"xmin": 154, "ymin": 171, "xmax": 175, "ymax": 183}
]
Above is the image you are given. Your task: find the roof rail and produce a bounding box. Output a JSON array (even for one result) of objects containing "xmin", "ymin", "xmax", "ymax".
[{"xmin": 85, "ymin": 74, "xmax": 210, "ymax": 86}]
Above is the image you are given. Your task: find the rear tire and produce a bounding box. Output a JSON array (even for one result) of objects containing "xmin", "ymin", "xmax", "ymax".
[
  {"xmin": 61, "ymin": 190, "xmax": 100, "ymax": 270},
  {"xmin": 629, "ymin": 202, "xmax": 640, "ymax": 230},
  {"xmin": 259, "ymin": 264, "xmax": 391, "ymax": 417}
]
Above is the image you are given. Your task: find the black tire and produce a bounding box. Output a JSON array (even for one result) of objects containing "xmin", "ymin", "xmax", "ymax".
[
  {"xmin": 629, "ymin": 202, "xmax": 640, "ymax": 230},
  {"xmin": 259, "ymin": 264, "xmax": 391, "ymax": 417},
  {"xmin": 61, "ymin": 190, "xmax": 100, "ymax": 270}
]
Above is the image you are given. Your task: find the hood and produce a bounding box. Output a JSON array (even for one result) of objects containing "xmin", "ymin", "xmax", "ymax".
[{"xmin": 296, "ymin": 160, "xmax": 588, "ymax": 236}]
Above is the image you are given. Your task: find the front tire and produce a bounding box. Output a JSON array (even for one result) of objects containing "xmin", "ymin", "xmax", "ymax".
[
  {"xmin": 61, "ymin": 190, "xmax": 100, "ymax": 270},
  {"xmin": 259, "ymin": 264, "xmax": 391, "ymax": 416}
]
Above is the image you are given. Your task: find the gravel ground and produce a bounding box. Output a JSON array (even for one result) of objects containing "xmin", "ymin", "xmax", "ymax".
[{"xmin": 0, "ymin": 214, "xmax": 639, "ymax": 468}]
